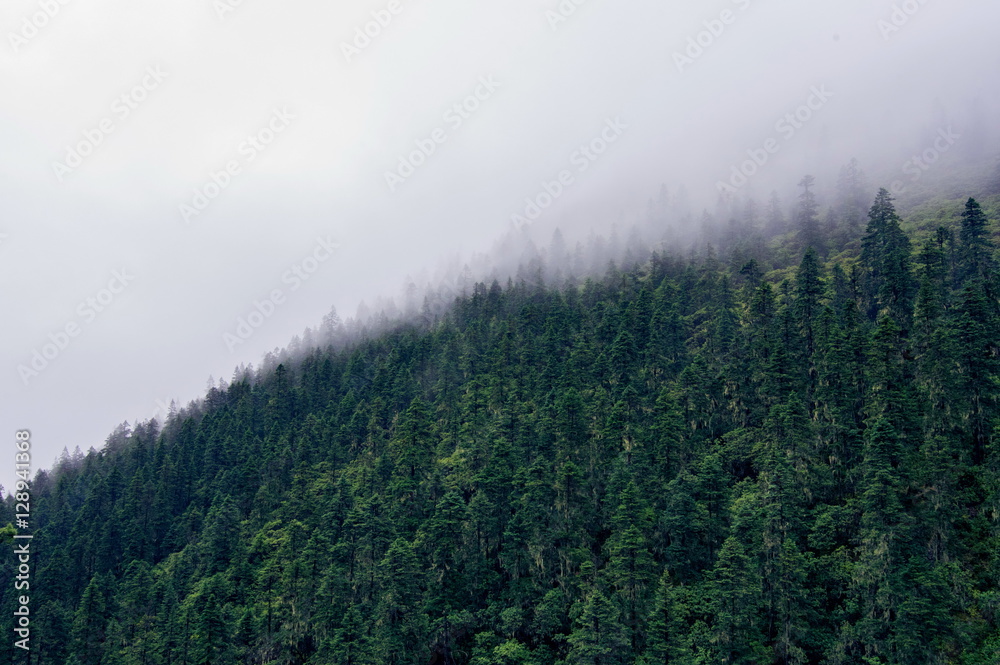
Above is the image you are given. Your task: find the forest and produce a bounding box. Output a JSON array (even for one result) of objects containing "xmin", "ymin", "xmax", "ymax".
[{"xmin": 3, "ymin": 172, "xmax": 1000, "ymax": 664}]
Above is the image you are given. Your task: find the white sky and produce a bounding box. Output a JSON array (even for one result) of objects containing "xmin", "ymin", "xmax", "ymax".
[{"xmin": 2, "ymin": 0, "xmax": 999, "ymax": 491}]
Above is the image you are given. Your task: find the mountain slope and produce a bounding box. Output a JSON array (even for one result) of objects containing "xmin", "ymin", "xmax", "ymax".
[{"xmin": 3, "ymin": 189, "xmax": 1000, "ymax": 665}]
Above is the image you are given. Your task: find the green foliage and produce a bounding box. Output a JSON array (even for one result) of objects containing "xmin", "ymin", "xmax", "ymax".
[
  {"xmin": 567, "ymin": 589, "xmax": 629, "ymax": 665},
  {"xmin": 3, "ymin": 192, "xmax": 998, "ymax": 665},
  {"xmin": 0, "ymin": 523, "xmax": 14, "ymax": 544},
  {"xmin": 861, "ymin": 189, "xmax": 916, "ymax": 330}
]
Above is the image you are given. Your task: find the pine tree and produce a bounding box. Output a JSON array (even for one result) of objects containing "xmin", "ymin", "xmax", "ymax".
[
  {"xmin": 796, "ymin": 175, "xmax": 823, "ymax": 253},
  {"xmin": 566, "ymin": 589, "xmax": 629, "ymax": 665},
  {"xmin": 190, "ymin": 586, "xmax": 228, "ymax": 665},
  {"xmin": 758, "ymin": 396, "xmax": 815, "ymax": 664},
  {"xmin": 767, "ymin": 190, "xmax": 787, "ymax": 235},
  {"xmin": 72, "ymin": 575, "xmax": 109, "ymax": 665},
  {"xmin": 795, "ymin": 247, "xmax": 826, "ymax": 373},
  {"xmin": 847, "ymin": 316, "xmax": 918, "ymax": 663},
  {"xmin": 706, "ymin": 536, "xmax": 766, "ymax": 663},
  {"xmin": 424, "ymin": 490, "xmax": 469, "ymax": 614},
  {"xmin": 322, "ymin": 604, "xmax": 373, "ymax": 665},
  {"xmin": 953, "ymin": 283, "xmax": 999, "ymax": 465},
  {"xmin": 836, "ymin": 158, "xmax": 869, "ymax": 240},
  {"xmin": 603, "ymin": 481, "xmax": 655, "ymax": 653},
  {"xmin": 860, "ymin": 189, "xmax": 915, "ymax": 330},
  {"xmin": 375, "ymin": 538, "xmax": 429, "ymax": 665},
  {"xmin": 642, "ymin": 572, "xmax": 682, "ymax": 665},
  {"xmin": 957, "ymin": 197, "xmax": 995, "ymax": 287}
]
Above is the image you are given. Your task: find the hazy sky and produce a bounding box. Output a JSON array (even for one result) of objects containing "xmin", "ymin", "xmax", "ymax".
[{"xmin": 2, "ymin": 0, "xmax": 999, "ymax": 491}]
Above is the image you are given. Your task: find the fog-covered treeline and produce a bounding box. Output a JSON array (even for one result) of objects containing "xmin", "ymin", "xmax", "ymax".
[{"xmin": 4, "ymin": 155, "xmax": 999, "ymax": 663}]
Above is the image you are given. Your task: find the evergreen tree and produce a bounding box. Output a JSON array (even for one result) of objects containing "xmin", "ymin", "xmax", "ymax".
[
  {"xmin": 72, "ymin": 575, "xmax": 110, "ymax": 665},
  {"xmin": 374, "ymin": 538, "xmax": 429, "ymax": 665},
  {"xmin": 767, "ymin": 190, "xmax": 787, "ymax": 235},
  {"xmin": 860, "ymin": 189, "xmax": 915, "ymax": 330},
  {"xmin": 796, "ymin": 175, "xmax": 823, "ymax": 253},
  {"xmin": 795, "ymin": 247, "xmax": 826, "ymax": 375},
  {"xmin": 836, "ymin": 157, "xmax": 870, "ymax": 240},
  {"xmin": 706, "ymin": 536, "xmax": 767, "ymax": 663},
  {"xmin": 957, "ymin": 197, "xmax": 996, "ymax": 288},
  {"xmin": 566, "ymin": 589, "xmax": 628, "ymax": 665},
  {"xmin": 603, "ymin": 481, "xmax": 655, "ymax": 653}
]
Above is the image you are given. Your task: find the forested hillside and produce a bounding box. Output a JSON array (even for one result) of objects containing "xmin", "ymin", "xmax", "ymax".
[{"xmin": 3, "ymin": 187, "xmax": 1000, "ymax": 665}]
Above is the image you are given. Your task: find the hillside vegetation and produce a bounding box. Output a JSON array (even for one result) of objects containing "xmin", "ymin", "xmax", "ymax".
[{"xmin": 3, "ymin": 186, "xmax": 1000, "ymax": 665}]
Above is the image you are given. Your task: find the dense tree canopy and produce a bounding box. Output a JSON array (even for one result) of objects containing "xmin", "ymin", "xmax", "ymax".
[{"xmin": 2, "ymin": 185, "xmax": 999, "ymax": 665}]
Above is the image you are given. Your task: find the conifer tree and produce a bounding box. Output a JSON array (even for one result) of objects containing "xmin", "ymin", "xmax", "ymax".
[
  {"xmin": 796, "ymin": 175, "xmax": 823, "ymax": 254},
  {"xmin": 566, "ymin": 589, "xmax": 629, "ymax": 665},
  {"xmin": 861, "ymin": 189, "xmax": 915, "ymax": 330},
  {"xmin": 72, "ymin": 575, "xmax": 110, "ymax": 665},
  {"xmin": 375, "ymin": 538, "xmax": 429, "ymax": 665},
  {"xmin": 836, "ymin": 158, "xmax": 869, "ymax": 239},
  {"xmin": 957, "ymin": 197, "xmax": 996, "ymax": 288}
]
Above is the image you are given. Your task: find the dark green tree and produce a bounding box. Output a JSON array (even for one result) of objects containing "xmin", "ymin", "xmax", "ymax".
[
  {"xmin": 957, "ymin": 197, "xmax": 995, "ymax": 286},
  {"xmin": 796, "ymin": 175, "xmax": 823, "ymax": 253},
  {"xmin": 374, "ymin": 538, "xmax": 429, "ymax": 665},
  {"xmin": 566, "ymin": 589, "xmax": 628, "ymax": 665},
  {"xmin": 860, "ymin": 188, "xmax": 915, "ymax": 330}
]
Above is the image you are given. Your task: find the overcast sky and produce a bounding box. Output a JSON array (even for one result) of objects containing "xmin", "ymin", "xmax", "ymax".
[{"xmin": 2, "ymin": 0, "xmax": 999, "ymax": 492}]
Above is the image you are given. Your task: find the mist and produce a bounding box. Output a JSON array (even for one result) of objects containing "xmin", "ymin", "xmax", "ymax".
[{"xmin": 2, "ymin": 0, "xmax": 999, "ymax": 491}]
